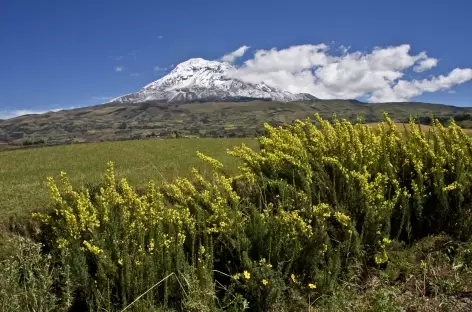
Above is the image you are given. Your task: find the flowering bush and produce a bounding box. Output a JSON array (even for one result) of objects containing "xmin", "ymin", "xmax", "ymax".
[{"xmin": 33, "ymin": 114, "xmax": 472, "ymax": 311}]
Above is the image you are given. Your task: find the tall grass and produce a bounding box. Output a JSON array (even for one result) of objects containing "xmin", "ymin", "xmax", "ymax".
[
  {"xmin": 0, "ymin": 234, "xmax": 68, "ymax": 311},
  {"xmin": 7, "ymin": 114, "xmax": 472, "ymax": 311}
]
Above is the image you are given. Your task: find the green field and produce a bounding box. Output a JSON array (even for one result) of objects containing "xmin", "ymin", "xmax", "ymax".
[{"xmin": 0, "ymin": 138, "xmax": 257, "ymax": 219}]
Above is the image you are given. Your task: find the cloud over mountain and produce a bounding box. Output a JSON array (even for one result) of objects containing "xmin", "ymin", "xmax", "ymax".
[
  {"xmin": 227, "ymin": 44, "xmax": 472, "ymax": 102},
  {"xmin": 221, "ymin": 46, "xmax": 250, "ymax": 64}
]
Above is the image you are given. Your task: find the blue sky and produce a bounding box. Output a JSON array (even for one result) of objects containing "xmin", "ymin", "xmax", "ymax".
[{"xmin": 1, "ymin": 0, "xmax": 471, "ymax": 118}]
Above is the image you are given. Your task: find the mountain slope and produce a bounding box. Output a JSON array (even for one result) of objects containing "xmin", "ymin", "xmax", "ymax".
[
  {"xmin": 109, "ymin": 58, "xmax": 317, "ymax": 103},
  {"xmin": 1, "ymin": 99, "xmax": 472, "ymax": 146}
]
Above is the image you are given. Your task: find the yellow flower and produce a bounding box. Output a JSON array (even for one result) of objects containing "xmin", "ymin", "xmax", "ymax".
[
  {"xmin": 291, "ymin": 273, "xmax": 296, "ymax": 282},
  {"xmin": 243, "ymin": 270, "xmax": 251, "ymax": 280},
  {"xmin": 374, "ymin": 250, "xmax": 389, "ymax": 264},
  {"xmin": 308, "ymin": 283, "xmax": 317, "ymax": 289},
  {"xmin": 118, "ymin": 259, "xmax": 123, "ymax": 265},
  {"xmin": 232, "ymin": 273, "xmax": 241, "ymax": 280},
  {"xmin": 322, "ymin": 244, "xmax": 328, "ymax": 253},
  {"xmin": 83, "ymin": 240, "xmax": 103, "ymax": 256},
  {"xmin": 444, "ymin": 183, "xmax": 457, "ymax": 191},
  {"xmin": 56, "ymin": 238, "xmax": 68, "ymax": 249},
  {"xmin": 333, "ymin": 211, "xmax": 350, "ymax": 227},
  {"xmin": 266, "ymin": 263, "xmax": 273, "ymax": 268},
  {"xmin": 262, "ymin": 279, "xmax": 269, "ymax": 286},
  {"xmin": 420, "ymin": 260, "xmax": 427, "ymax": 269}
]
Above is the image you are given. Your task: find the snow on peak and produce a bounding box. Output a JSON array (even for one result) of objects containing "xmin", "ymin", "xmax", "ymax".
[
  {"xmin": 110, "ymin": 58, "xmax": 316, "ymax": 103},
  {"xmin": 173, "ymin": 58, "xmax": 225, "ymax": 70}
]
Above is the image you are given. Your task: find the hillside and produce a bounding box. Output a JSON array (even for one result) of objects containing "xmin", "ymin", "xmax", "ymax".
[{"xmin": 1, "ymin": 99, "xmax": 472, "ymax": 145}]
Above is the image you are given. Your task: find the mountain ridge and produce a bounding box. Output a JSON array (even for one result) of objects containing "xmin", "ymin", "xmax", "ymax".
[{"xmin": 1, "ymin": 99, "xmax": 472, "ymax": 147}]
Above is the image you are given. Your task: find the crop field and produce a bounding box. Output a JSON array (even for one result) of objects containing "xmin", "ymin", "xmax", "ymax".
[{"xmin": 0, "ymin": 138, "xmax": 257, "ymax": 219}]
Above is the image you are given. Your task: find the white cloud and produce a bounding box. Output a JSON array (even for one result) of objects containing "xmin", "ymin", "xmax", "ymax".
[
  {"xmin": 221, "ymin": 45, "xmax": 250, "ymax": 63},
  {"xmin": 413, "ymin": 57, "xmax": 439, "ymax": 72},
  {"xmin": 0, "ymin": 108, "xmax": 70, "ymax": 120},
  {"xmin": 227, "ymin": 44, "xmax": 472, "ymax": 102},
  {"xmin": 370, "ymin": 68, "xmax": 472, "ymax": 102},
  {"xmin": 339, "ymin": 45, "xmax": 350, "ymax": 55},
  {"xmin": 154, "ymin": 66, "xmax": 167, "ymax": 71},
  {"xmin": 158, "ymin": 35, "xmax": 164, "ymax": 39},
  {"xmin": 448, "ymin": 90, "xmax": 457, "ymax": 94},
  {"xmin": 130, "ymin": 73, "xmax": 140, "ymax": 77},
  {"xmin": 115, "ymin": 66, "xmax": 124, "ymax": 72},
  {"xmin": 92, "ymin": 96, "xmax": 112, "ymax": 100}
]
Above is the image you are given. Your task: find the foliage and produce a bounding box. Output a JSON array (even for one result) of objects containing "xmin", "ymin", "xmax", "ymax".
[
  {"xmin": 14, "ymin": 114, "xmax": 472, "ymax": 311},
  {"xmin": 0, "ymin": 234, "xmax": 69, "ymax": 311}
]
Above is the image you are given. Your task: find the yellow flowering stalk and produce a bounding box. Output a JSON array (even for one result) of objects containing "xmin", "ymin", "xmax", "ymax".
[
  {"xmin": 83, "ymin": 240, "xmax": 103, "ymax": 256},
  {"xmin": 333, "ymin": 211, "xmax": 351, "ymax": 227}
]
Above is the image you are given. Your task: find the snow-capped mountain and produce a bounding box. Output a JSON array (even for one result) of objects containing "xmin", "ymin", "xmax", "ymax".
[{"xmin": 109, "ymin": 58, "xmax": 316, "ymax": 103}]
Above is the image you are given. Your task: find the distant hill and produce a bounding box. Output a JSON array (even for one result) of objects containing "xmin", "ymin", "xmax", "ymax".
[{"xmin": 1, "ymin": 99, "xmax": 472, "ymax": 146}]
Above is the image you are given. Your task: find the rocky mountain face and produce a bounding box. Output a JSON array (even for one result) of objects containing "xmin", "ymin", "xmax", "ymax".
[{"xmin": 109, "ymin": 58, "xmax": 317, "ymax": 103}]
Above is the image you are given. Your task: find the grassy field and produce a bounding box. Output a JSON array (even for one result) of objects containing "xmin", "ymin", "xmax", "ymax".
[
  {"xmin": 0, "ymin": 138, "xmax": 257, "ymax": 219},
  {"xmin": 2, "ymin": 121, "xmax": 471, "ymax": 221}
]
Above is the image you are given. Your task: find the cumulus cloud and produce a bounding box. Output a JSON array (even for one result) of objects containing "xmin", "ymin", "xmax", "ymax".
[
  {"xmin": 221, "ymin": 45, "xmax": 250, "ymax": 63},
  {"xmin": 226, "ymin": 44, "xmax": 472, "ymax": 102},
  {"xmin": 413, "ymin": 57, "xmax": 439, "ymax": 72},
  {"xmin": 339, "ymin": 45, "xmax": 350, "ymax": 55},
  {"xmin": 370, "ymin": 68, "xmax": 472, "ymax": 102},
  {"xmin": 115, "ymin": 66, "xmax": 124, "ymax": 72}
]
